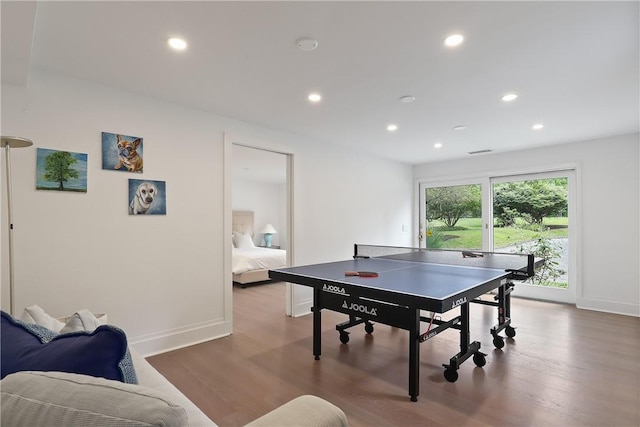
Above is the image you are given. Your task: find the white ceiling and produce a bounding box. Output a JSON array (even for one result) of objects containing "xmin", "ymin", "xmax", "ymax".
[{"xmin": 2, "ymin": 1, "xmax": 639, "ymax": 170}]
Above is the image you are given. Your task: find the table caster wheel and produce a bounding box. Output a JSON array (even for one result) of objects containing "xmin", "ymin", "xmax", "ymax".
[
  {"xmin": 365, "ymin": 322, "xmax": 374, "ymax": 334},
  {"xmin": 444, "ymin": 369, "xmax": 458, "ymax": 383},
  {"xmin": 339, "ymin": 331, "xmax": 350, "ymax": 344},
  {"xmin": 505, "ymin": 326, "xmax": 516, "ymax": 338},
  {"xmin": 473, "ymin": 352, "xmax": 486, "ymax": 367},
  {"xmin": 493, "ymin": 336, "xmax": 505, "ymax": 349}
]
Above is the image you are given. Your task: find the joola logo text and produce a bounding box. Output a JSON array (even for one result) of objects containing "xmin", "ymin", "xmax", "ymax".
[
  {"xmin": 323, "ymin": 284, "xmax": 347, "ymax": 295},
  {"xmin": 451, "ymin": 297, "xmax": 467, "ymax": 309},
  {"xmin": 420, "ymin": 330, "xmax": 437, "ymax": 342},
  {"xmin": 342, "ymin": 301, "xmax": 377, "ymax": 316}
]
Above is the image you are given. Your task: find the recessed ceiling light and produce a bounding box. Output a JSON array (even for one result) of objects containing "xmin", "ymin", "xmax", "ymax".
[
  {"xmin": 296, "ymin": 37, "xmax": 319, "ymax": 51},
  {"xmin": 308, "ymin": 93, "xmax": 322, "ymax": 103},
  {"xmin": 168, "ymin": 37, "xmax": 187, "ymax": 50},
  {"xmin": 444, "ymin": 34, "xmax": 464, "ymax": 47},
  {"xmin": 453, "ymin": 125, "xmax": 467, "ymax": 131},
  {"xmin": 501, "ymin": 93, "xmax": 518, "ymax": 102},
  {"xmin": 434, "ymin": 142, "xmax": 443, "ymax": 148},
  {"xmin": 387, "ymin": 124, "xmax": 398, "ymax": 132},
  {"xmin": 532, "ymin": 123, "xmax": 544, "ymax": 130},
  {"xmin": 399, "ymin": 95, "xmax": 416, "ymax": 103}
]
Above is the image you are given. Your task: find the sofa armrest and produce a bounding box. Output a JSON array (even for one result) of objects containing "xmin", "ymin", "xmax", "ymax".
[
  {"xmin": 0, "ymin": 371, "xmax": 189, "ymax": 427},
  {"xmin": 245, "ymin": 395, "xmax": 349, "ymax": 427}
]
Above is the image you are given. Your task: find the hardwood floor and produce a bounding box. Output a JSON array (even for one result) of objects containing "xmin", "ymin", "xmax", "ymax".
[{"xmin": 148, "ymin": 282, "xmax": 640, "ymax": 427}]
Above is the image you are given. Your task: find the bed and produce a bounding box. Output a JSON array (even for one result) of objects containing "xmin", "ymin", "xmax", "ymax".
[{"xmin": 232, "ymin": 211, "xmax": 287, "ymax": 285}]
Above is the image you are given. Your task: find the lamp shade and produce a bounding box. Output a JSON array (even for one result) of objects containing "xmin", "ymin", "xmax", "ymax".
[
  {"xmin": 259, "ymin": 224, "xmax": 277, "ymax": 234},
  {"xmin": 1, "ymin": 136, "xmax": 33, "ymax": 148}
]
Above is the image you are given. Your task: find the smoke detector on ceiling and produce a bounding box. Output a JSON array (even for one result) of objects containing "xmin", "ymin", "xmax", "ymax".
[{"xmin": 296, "ymin": 37, "xmax": 318, "ymax": 51}]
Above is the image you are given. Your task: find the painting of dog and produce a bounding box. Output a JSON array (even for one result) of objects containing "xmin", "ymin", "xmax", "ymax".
[
  {"xmin": 102, "ymin": 132, "xmax": 143, "ymax": 173},
  {"xmin": 128, "ymin": 179, "xmax": 166, "ymax": 215}
]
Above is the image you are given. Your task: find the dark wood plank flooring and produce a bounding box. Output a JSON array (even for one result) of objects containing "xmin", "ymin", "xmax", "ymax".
[{"xmin": 148, "ymin": 282, "xmax": 640, "ymax": 427}]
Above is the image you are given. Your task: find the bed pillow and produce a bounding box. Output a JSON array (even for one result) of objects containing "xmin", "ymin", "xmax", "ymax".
[
  {"xmin": 1, "ymin": 311, "xmax": 136, "ymax": 384},
  {"xmin": 235, "ymin": 232, "xmax": 255, "ymax": 249},
  {"xmin": 232, "ymin": 231, "xmax": 242, "ymax": 247}
]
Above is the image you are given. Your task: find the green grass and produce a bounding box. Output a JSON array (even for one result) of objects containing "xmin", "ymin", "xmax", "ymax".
[{"xmin": 427, "ymin": 217, "xmax": 568, "ymax": 249}]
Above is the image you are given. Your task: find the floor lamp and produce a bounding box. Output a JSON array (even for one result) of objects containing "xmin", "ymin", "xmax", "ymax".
[{"xmin": 2, "ymin": 136, "xmax": 33, "ymax": 315}]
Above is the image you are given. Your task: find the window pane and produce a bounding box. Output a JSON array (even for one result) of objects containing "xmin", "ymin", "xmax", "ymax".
[
  {"xmin": 493, "ymin": 178, "xmax": 568, "ymax": 288},
  {"xmin": 424, "ymin": 184, "xmax": 482, "ymax": 250}
]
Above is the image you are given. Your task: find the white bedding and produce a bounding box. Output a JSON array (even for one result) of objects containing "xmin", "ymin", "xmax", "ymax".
[{"xmin": 232, "ymin": 247, "xmax": 287, "ymax": 274}]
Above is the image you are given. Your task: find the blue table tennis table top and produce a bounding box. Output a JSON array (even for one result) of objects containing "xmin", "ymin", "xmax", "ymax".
[{"xmin": 272, "ymin": 256, "xmax": 511, "ymax": 302}]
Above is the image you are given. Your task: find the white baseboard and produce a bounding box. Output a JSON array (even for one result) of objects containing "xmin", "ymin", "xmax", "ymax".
[
  {"xmin": 576, "ymin": 297, "xmax": 640, "ymax": 317},
  {"xmin": 290, "ymin": 297, "xmax": 312, "ymax": 318},
  {"xmin": 130, "ymin": 319, "xmax": 232, "ymax": 357}
]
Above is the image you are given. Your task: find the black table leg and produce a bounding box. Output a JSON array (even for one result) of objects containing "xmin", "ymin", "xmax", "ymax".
[
  {"xmin": 460, "ymin": 302, "xmax": 470, "ymax": 352},
  {"xmin": 313, "ymin": 287, "xmax": 321, "ymax": 360},
  {"xmin": 443, "ymin": 302, "xmax": 483, "ymax": 382},
  {"xmin": 409, "ymin": 309, "xmax": 420, "ymax": 401}
]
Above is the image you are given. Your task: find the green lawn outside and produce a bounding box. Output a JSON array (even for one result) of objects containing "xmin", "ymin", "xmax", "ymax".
[{"xmin": 427, "ymin": 217, "xmax": 568, "ymax": 249}]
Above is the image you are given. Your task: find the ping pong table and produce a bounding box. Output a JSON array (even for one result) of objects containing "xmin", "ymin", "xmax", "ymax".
[{"xmin": 269, "ymin": 244, "xmax": 540, "ymax": 402}]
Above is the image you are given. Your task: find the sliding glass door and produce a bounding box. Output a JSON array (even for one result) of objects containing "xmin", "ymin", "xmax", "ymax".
[
  {"xmin": 419, "ymin": 169, "xmax": 575, "ymax": 304},
  {"xmin": 491, "ymin": 171, "xmax": 575, "ymax": 303}
]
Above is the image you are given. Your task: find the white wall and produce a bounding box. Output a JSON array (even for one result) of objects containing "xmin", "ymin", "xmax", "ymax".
[
  {"xmin": 1, "ymin": 69, "xmax": 414, "ymax": 355},
  {"xmin": 413, "ymin": 133, "xmax": 640, "ymax": 316},
  {"xmin": 232, "ymin": 178, "xmax": 286, "ymax": 248},
  {"xmin": 294, "ymin": 141, "xmax": 415, "ymax": 265}
]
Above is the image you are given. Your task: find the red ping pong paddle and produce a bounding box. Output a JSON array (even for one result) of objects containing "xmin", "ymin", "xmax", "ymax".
[
  {"xmin": 345, "ymin": 271, "xmax": 379, "ymax": 278},
  {"xmin": 462, "ymin": 251, "xmax": 484, "ymax": 258}
]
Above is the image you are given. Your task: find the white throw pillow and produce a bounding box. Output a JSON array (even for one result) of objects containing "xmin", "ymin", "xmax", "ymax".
[
  {"xmin": 20, "ymin": 305, "xmax": 108, "ymax": 334},
  {"xmin": 20, "ymin": 305, "xmax": 65, "ymax": 333},
  {"xmin": 235, "ymin": 232, "xmax": 255, "ymax": 249},
  {"xmin": 60, "ymin": 309, "xmax": 108, "ymax": 334}
]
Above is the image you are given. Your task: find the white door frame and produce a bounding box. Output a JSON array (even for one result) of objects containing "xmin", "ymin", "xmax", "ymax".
[{"xmin": 223, "ymin": 133, "xmax": 295, "ymax": 328}]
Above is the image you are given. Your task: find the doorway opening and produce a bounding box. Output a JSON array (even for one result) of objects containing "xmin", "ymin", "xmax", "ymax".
[{"xmin": 229, "ymin": 141, "xmax": 294, "ymax": 323}]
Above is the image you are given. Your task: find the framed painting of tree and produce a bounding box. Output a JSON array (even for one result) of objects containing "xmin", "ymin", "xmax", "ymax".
[{"xmin": 36, "ymin": 148, "xmax": 88, "ymax": 192}]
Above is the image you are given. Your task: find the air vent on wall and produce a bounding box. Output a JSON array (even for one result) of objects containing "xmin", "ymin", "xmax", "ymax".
[{"xmin": 468, "ymin": 149, "xmax": 492, "ymax": 155}]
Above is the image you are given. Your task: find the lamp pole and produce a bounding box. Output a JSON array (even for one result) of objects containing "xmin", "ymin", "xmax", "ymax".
[{"xmin": 2, "ymin": 136, "xmax": 33, "ymax": 315}]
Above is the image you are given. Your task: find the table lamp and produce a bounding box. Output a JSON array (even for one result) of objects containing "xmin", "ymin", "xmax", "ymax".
[
  {"xmin": 2, "ymin": 136, "xmax": 34, "ymax": 315},
  {"xmin": 260, "ymin": 224, "xmax": 277, "ymax": 247}
]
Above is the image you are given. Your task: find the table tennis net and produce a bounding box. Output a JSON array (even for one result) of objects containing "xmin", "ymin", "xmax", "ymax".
[{"xmin": 354, "ymin": 244, "xmax": 536, "ymax": 278}]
